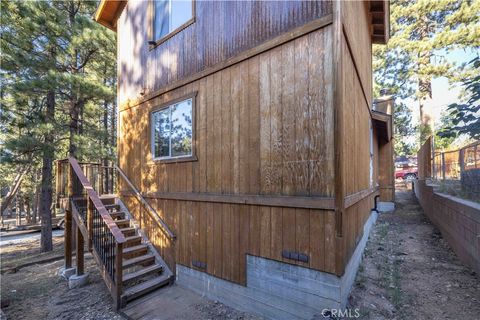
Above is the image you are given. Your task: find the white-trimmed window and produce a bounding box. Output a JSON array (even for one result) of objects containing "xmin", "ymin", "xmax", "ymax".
[
  {"xmin": 151, "ymin": 98, "xmax": 193, "ymax": 160},
  {"xmin": 153, "ymin": 0, "xmax": 193, "ymax": 42}
]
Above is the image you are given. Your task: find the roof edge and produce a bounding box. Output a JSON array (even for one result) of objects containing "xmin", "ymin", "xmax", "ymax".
[{"xmin": 94, "ymin": 0, "xmax": 127, "ymax": 32}]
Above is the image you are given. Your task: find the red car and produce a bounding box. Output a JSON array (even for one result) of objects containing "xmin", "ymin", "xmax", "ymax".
[{"xmin": 395, "ymin": 166, "xmax": 418, "ymax": 180}]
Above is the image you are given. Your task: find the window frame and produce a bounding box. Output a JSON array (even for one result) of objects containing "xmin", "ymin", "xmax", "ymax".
[
  {"xmin": 149, "ymin": 92, "xmax": 197, "ymax": 163},
  {"xmin": 149, "ymin": 0, "xmax": 196, "ymax": 49}
]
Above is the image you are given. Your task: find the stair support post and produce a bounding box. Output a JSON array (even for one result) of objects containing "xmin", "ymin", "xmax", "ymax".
[
  {"xmin": 114, "ymin": 242, "xmax": 124, "ymax": 310},
  {"xmin": 76, "ymin": 225, "xmax": 84, "ymax": 276},
  {"xmin": 65, "ymin": 164, "xmax": 73, "ymax": 269},
  {"xmin": 87, "ymin": 199, "xmax": 93, "ymax": 250}
]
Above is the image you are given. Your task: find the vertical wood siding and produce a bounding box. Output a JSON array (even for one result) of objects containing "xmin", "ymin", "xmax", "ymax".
[
  {"xmin": 122, "ymin": 196, "xmax": 337, "ymax": 284},
  {"xmin": 118, "ymin": 27, "xmax": 339, "ymax": 284},
  {"xmin": 119, "ymin": 27, "xmax": 335, "ymax": 198},
  {"xmin": 117, "ymin": 0, "xmax": 332, "ymax": 105},
  {"xmin": 336, "ymin": 1, "xmax": 377, "ymax": 273}
]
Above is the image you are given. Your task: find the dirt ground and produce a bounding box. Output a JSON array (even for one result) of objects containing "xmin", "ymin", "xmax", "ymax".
[
  {"xmin": 0, "ymin": 237, "xmax": 257, "ymax": 320},
  {"xmin": 349, "ymin": 182, "xmax": 480, "ymax": 320}
]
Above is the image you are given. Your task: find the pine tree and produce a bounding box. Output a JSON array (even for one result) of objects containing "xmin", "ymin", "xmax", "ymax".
[
  {"xmin": 373, "ymin": 0, "xmax": 480, "ymax": 144},
  {"xmin": 1, "ymin": 0, "xmax": 117, "ymax": 251},
  {"xmin": 438, "ymin": 57, "xmax": 480, "ymax": 140}
]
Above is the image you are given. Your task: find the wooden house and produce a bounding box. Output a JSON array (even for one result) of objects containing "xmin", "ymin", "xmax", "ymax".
[{"xmin": 58, "ymin": 1, "xmax": 392, "ymax": 318}]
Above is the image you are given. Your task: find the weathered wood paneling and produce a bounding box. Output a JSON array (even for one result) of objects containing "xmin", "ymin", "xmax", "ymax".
[
  {"xmin": 341, "ymin": 35, "xmax": 371, "ymax": 197},
  {"xmin": 334, "ymin": 1, "xmax": 377, "ymax": 274},
  {"xmin": 116, "ymin": 0, "xmax": 383, "ymax": 283},
  {"xmin": 378, "ymin": 137, "xmax": 395, "ymax": 202},
  {"xmin": 119, "ymin": 27, "xmax": 335, "ymax": 198},
  {"xmin": 341, "ymin": 0, "xmax": 372, "ymax": 106},
  {"xmin": 118, "ymin": 26, "xmax": 338, "ymax": 284},
  {"xmin": 123, "ymin": 195, "xmax": 337, "ymax": 285},
  {"xmin": 117, "ymin": 0, "xmax": 332, "ymax": 106}
]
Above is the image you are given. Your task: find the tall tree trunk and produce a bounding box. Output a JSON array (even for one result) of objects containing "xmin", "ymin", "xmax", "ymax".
[
  {"xmin": 69, "ymin": 99, "xmax": 79, "ymax": 157},
  {"xmin": 68, "ymin": 2, "xmax": 80, "ymax": 158},
  {"xmin": 419, "ymin": 76, "xmax": 433, "ymax": 143},
  {"xmin": 103, "ymin": 99, "xmax": 109, "ymax": 193},
  {"xmin": 417, "ymin": 18, "xmax": 433, "ymax": 144},
  {"xmin": 26, "ymin": 196, "xmax": 31, "ymax": 224},
  {"xmin": 40, "ymin": 90, "xmax": 55, "ymax": 252},
  {"xmin": 32, "ymin": 171, "xmax": 40, "ymax": 224},
  {"xmin": 111, "ymin": 100, "xmax": 116, "ymax": 149},
  {"xmin": 16, "ymin": 195, "xmax": 21, "ymax": 226}
]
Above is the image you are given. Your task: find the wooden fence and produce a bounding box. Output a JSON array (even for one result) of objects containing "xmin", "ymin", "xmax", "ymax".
[
  {"xmin": 432, "ymin": 141, "xmax": 480, "ymax": 180},
  {"xmin": 417, "ymin": 139, "xmax": 480, "ymax": 198}
]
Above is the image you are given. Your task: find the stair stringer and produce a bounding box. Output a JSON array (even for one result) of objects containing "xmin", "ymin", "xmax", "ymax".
[{"xmin": 116, "ymin": 198, "xmax": 175, "ymax": 284}]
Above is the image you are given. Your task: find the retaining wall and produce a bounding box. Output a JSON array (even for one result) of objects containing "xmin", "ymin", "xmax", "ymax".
[{"xmin": 414, "ymin": 179, "xmax": 480, "ymax": 274}]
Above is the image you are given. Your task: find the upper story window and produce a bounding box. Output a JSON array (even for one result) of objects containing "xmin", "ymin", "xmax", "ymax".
[
  {"xmin": 153, "ymin": 0, "xmax": 194, "ymax": 44},
  {"xmin": 151, "ymin": 97, "xmax": 194, "ymax": 160}
]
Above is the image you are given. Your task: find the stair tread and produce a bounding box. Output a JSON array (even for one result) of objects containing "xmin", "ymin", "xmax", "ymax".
[
  {"xmin": 125, "ymin": 235, "xmax": 141, "ymax": 241},
  {"xmin": 99, "ymin": 194, "xmax": 116, "ymax": 199},
  {"xmin": 115, "ymin": 219, "xmax": 130, "ymax": 224},
  {"xmin": 119, "ymin": 227, "xmax": 136, "ymax": 235},
  {"xmin": 123, "ymin": 253, "xmax": 155, "ymax": 268},
  {"xmin": 122, "ymin": 273, "xmax": 170, "ymax": 301},
  {"xmin": 123, "ymin": 244, "xmax": 148, "ymax": 254},
  {"xmin": 109, "ymin": 211, "xmax": 125, "ymax": 218},
  {"xmin": 123, "ymin": 264, "xmax": 162, "ymax": 282}
]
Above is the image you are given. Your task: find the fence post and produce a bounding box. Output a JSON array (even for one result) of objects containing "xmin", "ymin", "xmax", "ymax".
[
  {"xmin": 441, "ymin": 152, "xmax": 446, "ymax": 181},
  {"xmin": 459, "ymin": 148, "xmax": 465, "ymax": 178},
  {"xmin": 432, "ymin": 151, "xmax": 436, "ymax": 180},
  {"xmin": 475, "ymin": 145, "xmax": 478, "ymax": 169}
]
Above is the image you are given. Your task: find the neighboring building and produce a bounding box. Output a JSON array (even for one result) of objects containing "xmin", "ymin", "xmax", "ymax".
[{"xmin": 90, "ymin": 0, "xmax": 392, "ymax": 318}]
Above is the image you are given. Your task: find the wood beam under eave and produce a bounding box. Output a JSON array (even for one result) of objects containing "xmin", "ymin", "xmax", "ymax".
[
  {"xmin": 94, "ymin": 0, "xmax": 126, "ymax": 32},
  {"xmin": 96, "ymin": 18, "xmax": 116, "ymax": 32},
  {"xmin": 369, "ymin": 0, "xmax": 389, "ymax": 44}
]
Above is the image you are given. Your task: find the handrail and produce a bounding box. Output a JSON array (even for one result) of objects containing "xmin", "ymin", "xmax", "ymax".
[
  {"xmin": 69, "ymin": 157, "xmax": 126, "ymax": 243},
  {"xmin": 114, "ymin": 164, "xmax": 176, "ymax": 241}
]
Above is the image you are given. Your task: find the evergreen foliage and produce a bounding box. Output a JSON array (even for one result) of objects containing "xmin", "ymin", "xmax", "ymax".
[
  {"xmin": 438, "ymin": 57, "xmax": 480, "ymax": 140},
  {"xmin": 0, "ymin": 1, "xmax": 116, "ymax": 251},
  {"xmin": 373, "ymin": 0, "xmax": 480, "ymax": 152}
]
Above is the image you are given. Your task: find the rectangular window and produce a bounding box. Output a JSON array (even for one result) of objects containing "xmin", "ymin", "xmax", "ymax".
[
  {"xmin": 152, "ymin": 98, "xmax": 193, "ymax": 160},
  {"xmin": 153, "ymin": 0, "xmax": 193, "ymax": 42}
]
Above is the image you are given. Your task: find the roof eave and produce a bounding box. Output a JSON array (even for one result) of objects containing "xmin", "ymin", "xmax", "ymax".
[
  {"xmin": 369, "ymin": 0, "xmax": 390, "ymax": 45},
  {"xmin": 94, "ymin": 0, "xmax": 127, "ymax": 32}
]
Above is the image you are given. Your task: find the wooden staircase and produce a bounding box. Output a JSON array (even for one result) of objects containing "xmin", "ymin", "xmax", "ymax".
[
  {"xmin": 73, "ymin": 196, "xmax": 173, "ymax": 305},
  {"xmin": 56, "ymin": 158, "xmax": 176, "ymax": 310}
]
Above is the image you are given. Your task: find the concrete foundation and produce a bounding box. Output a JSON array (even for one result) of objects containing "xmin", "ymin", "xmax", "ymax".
[
  {"xmin": 378, "ymin": 201, "xmax": 395, "ymax": 212},
  {"xmin": 176, "ymin": 210, "xmax": 379, "ymax": 319},
  {"xmin": 68, "ymin": 273, "xmax": 89, "ymax": 289},
  {"xmin": 58, "ymin": 267, "xmax": 76, "ymax": 280}
]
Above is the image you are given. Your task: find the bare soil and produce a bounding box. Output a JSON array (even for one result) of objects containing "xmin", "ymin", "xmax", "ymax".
[
  {"xmin": 349, "ymin": 182, "xmax": 480, "ymax": 320},
  {"xmin": 0, "ymin": 237, "xmax": 258, "ymax": 320}
]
